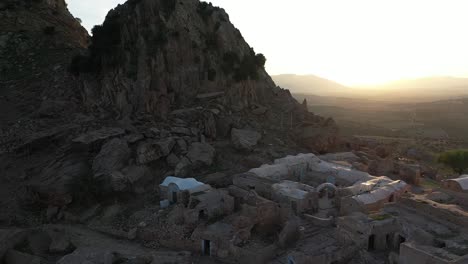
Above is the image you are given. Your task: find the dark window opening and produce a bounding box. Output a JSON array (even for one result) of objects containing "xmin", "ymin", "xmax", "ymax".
[
  {"xmin": 386, "ymin": 234, "xmax": 392, "ymax": 249},
  {"xmin": 434, "ymin": 240, "xmax": 446, "ymax": 248},
  {"xmin": 389, "ymin": 194, "xmax": 395, "ymax": 202},
  {"xmin": 368, "ymin": 234, "xmax": 376, "ymax": 251},
  {"xmin": 172, "ymin": 191, "xmax": 178, "ymax": 203},
  {"xmin": 398, "ymin": 235, "xmax": 406, "ymax": 253},
  {"xmin": 199, "ymin": 210, "xmax": 207, "ymax": 220},
  {"xmin": 203, "ymin": 240, "xmax": 211, "ymax": 256},
  {"xmin": 291, "ymin": 201, "xmax": 298, "ymax": 214}
]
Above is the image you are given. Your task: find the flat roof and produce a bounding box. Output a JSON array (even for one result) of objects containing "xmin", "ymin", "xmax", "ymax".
[{"xmin": 161, "ymin": 176, "xmax": 209, "ymax": 191}]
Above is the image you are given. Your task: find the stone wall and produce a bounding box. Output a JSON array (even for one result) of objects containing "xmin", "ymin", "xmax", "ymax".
[{"xmin": 399, "ymin": 243, "xmax": 468, "ymax": 264}]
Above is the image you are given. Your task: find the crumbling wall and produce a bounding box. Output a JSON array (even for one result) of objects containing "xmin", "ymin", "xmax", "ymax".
[
  {"xmin": 399, "ymin": 243, "xmax": 468, "ymax": 264},
  {"xmin": 233, "ymin": 173, "xmax": 276, "ymax": 199}
]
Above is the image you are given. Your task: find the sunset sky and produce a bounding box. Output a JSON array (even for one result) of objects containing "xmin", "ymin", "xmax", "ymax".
[{"xmin": 67, "ymin": 0, "xmax": 468, "ymax": 86}]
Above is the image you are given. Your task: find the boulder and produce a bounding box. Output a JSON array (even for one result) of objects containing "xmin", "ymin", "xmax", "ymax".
[
  {"xmin": 49, "ymin": 234, "xmax": 73, "ymax": 254},
  {"xmin": 136, "ymin": 138, "xmax": 175, "ymax": 164},
  {"xmin": 72, "ymin": 128, "xmax": 125, "ymax": 145},
  {"xmin": 252, "ymin": 105, "xmax": 268, "ymax": 115},
  {"xmin": 109, "ymin": 166, "xmax": 151, "ymax": 192},
  {"xmin": 36, "ymin": 152, "xmax": 90, "ymax": 206},
  {"xmin": 125, "ymin": 134, "xmax": 144, "ymax": 144},
  {"xmin": 176, "ymin": 139, "xmax": 188, "ymax": 152},
  {"xmin": 202, "ymin": 112, "xmax": 217, "ymax": 139},
  {"xmin": 399, "ymin": 164, "xmax": 421, "ymax": 185},
  {"xmin": 121, "ymin": 165, "xmax": 151, "ymax": 184},
  {"xmin": 231, "ymin": 129, "xmax": 262, "ymax": 151},
  {"xmin": 46, "ymin": 206, "xmax": 59, "ymax": 221},
  {"xmin": 426, "ymin": 192, "xmax": 452, "ymax": 204},
  {"xmin": 216, "ymin": 116, "xmax": 234, "ymax": 139},
  {"xmin": 186, "ymin": 143, "xmax": 216, "ymax": 166},
  {"xmin": 166, "ymin": 154, "xmax": 180, "ymax": 168},
  {"xmin": 171, "ymin": 127, "xmax": 192, "ymax": 136},
  {"xmin": 4, "ymin": 250, "xmax": 41, "ymax": 264},
  {"xmin": 175, "ymin": 157, "xmax": 192, "ymax": 177},
  {"xmin": 26, "ymin": 231, "xmax": 52, "ymax": 256},
  {"xmin": 110, "ymin": 171, "xmax": 128, "ymax": 192},
  {"xmin": 93, "ymin": 138, "xmax": 130, "ymax": 177}
]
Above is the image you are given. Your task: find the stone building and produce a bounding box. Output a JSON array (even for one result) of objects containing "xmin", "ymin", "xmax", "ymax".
[
  {"xmin": 159, "ymin": 176, "xmax": 211, "ymax": 204},
  {"xmin": 271, "ymin": 181, "xmax": 318, "ymax": 215},
  {"xmin": 233, "ymin": 172, "xmax": 278, "ymax": 199},
  {"xmin": 184, "ymin": 189, "xmax": 235, "ymax": 224},
  {"xmin": 340, "ymin": 179, "xmax": 409, "ymax": 215},
  {"xmin": 444, "ymin": 175, "xmax": 468, "ymax": 193}
]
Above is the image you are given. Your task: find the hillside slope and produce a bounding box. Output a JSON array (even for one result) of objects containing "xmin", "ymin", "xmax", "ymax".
[{"xmin": 0, "ymin": 0, "xmax": 338, "ymax": 228}]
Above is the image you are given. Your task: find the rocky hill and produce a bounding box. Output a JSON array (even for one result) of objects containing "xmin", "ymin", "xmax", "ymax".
[{"xmin": 0, "ymin": 0, "xmax": 338, "ymax": 228}]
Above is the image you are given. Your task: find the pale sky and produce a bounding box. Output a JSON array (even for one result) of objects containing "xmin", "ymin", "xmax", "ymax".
[{"xmin": 67, "ymin": 0, "xmax": 468, "ymax": 86}]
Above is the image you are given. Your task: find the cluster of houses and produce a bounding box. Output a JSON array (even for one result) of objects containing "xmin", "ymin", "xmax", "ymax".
[{"xmin": 156, "ymin": 153, "xmax": 468, "ymax": 264}]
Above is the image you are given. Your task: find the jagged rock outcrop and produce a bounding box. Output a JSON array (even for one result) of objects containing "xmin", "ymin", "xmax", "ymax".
[
  {"xmin": 231, "ymin": 128, "xmax": 262, "ymax": 151},
  {"xmin": 72, "ymin": 0, "xmax": 338, "ymax": 151},
  {"xmin": 76, "ymin": 0, "xmax": 275, "ymax": 118}
]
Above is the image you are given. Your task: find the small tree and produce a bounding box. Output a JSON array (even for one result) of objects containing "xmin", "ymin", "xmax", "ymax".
[{"xmin": 438, "ymin": 150, "xmax": 468, "ymax": 175}]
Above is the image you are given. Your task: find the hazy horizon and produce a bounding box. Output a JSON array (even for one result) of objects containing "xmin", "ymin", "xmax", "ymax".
[
  {"xmin": 273, "ymin": 73, "xmax": 468, "ymax": 88},
  {"xmin": 68, "ymin": 0, "xmax": 468, "ymax": 86}
]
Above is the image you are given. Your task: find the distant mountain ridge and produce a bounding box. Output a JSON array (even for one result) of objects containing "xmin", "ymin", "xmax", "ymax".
[
  {"xmin": 272, "ymin": 74, "xmax": 349, "ymax": 96},
  {"xmin": 273, "ymin": 74, "xmax": 468, "ymax": 102}
]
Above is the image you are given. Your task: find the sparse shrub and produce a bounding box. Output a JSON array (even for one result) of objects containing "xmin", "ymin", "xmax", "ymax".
[
  {"xmin": 205, "ymin": 32, "xmax": 219, "ymax": 50},
  {"xmin": 255, "ymin": 53, "xmax": 266, "ymax": 68},
  {"xmin": 197, "ymin": 2, "xmax": 214, "ymax": 22},
  {"xmin": 234, "ymin": 53, "xmax": 258, "ymax": 81},
  {"xmin": 222, "ymin": 49, "xmax": 266, "ymax": 82},
  {"xmin": 162, "ymin": 0, "xmax": 177, "ymax": 19},
  {"xmin": 128, "ymin": 0, "xmax": 143, "ymax": 8},
  {"xmin": 438, "ymin": 150, "xmax": 468, "ymax": 174},
  {"xmin": 208, "ymin": 68, "xmax": 216, "ymax": 81},
  {"xmin": 69, "ymin": 54, "xmax": 93, "ymax": 74},
  {"xmin": 222, "ymin": 51, "xmax": 240, "ymax": 73},
  {"xmin": 66, "ymin": 173, "xmax": 109, "ymax": 205},
  {"xmin": 43, "ymin": 26, "xmax": 56, "ymax": 35}
]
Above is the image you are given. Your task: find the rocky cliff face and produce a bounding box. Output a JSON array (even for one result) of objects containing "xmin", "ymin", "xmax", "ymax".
[
  {"xmin": 0, "ymin": 0, "xmax": 338, "ymax": 227},
  {"xmin": 0, "ymin": 0, "xmax": 88, "ymax": 82},
  {"xmin": 0, "ymin": 0, "xmax": 88, "ymax": 132},
  {"xmin": 76, "ymin": 0, "xmax": 276, "ymax": 118}
]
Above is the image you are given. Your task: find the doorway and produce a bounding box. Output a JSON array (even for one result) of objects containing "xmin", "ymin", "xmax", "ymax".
[
  {"xmin": 287, "ymin": 255, "xmax": 296, "ymax": 264},
  {"xmin": 398, "ymin": 235, "xmax": 406, "ymax": 253},
  {"xmin": 368, "ymin": 234, "xmax": 376, "ymax": 251},
  {"xmin": 291, "ymin": 201, "xmax": 298, "ymax": 214},
  {"xmin": 202, "ymin": 240, "xmax": 211, "ymax": 256},
  {"xmin": 172, "ymin": 191, "xmax": 178, "ymax": 203}
]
